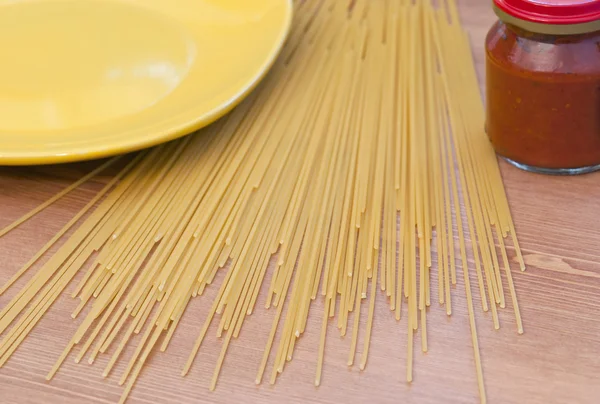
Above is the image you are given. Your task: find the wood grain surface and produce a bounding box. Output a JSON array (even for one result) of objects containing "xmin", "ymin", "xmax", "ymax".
[{"xmin": 1, "ymin": 1, "xmax": 600, "ymax": 403}]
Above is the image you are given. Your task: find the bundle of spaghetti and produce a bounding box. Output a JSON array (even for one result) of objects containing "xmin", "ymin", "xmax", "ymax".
[{"xmin": 0, "ymin": 1, "xmax": 525, "ymax": 404}]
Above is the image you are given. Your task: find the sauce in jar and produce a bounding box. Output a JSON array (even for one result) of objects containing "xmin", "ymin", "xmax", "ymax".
[{"xmin": 486, "ymin": 0, "xmax": 600, "ymax": 174}]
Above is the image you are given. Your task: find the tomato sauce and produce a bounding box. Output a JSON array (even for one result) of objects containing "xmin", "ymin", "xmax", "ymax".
[{"xmin": 485, "ymin": 21, "xmax": 600, "ymax": 172}]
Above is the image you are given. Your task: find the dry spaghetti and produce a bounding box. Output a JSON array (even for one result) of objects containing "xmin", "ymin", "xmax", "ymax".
[{"xmin": 0, "ymin": 1, "xmax": 524, "ymax": 404}]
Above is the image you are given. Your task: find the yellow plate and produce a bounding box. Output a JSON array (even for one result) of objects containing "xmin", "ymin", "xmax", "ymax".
[{"xmin": 0, "ymin": 0, "xmax": 292, "ymax": 165}]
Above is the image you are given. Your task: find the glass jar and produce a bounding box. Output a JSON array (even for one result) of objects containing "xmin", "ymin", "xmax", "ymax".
[{"xmin": 485, "ymin": 0, "xmax": 600, "ymax": 175}]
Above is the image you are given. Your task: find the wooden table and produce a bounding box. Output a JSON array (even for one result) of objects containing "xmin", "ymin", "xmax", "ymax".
[{"xmin": 1, "ymin": 1, "xmax": 599, "ymax": 403}]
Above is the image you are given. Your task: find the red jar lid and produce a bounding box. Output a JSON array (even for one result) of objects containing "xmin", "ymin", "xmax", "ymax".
[{"xmin": 494, "ymin": 0, "xmax": 600, "ymax": 25}]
